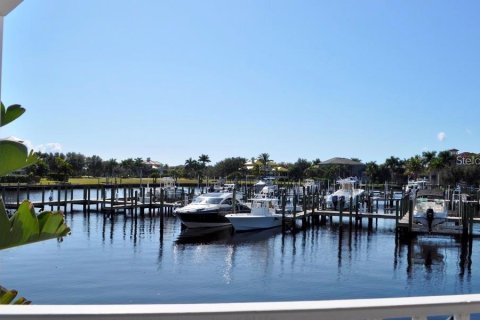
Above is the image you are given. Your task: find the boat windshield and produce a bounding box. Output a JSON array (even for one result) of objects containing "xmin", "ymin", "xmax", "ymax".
[
  {"xmin": 192, "ymin": 197, "xmax": 223, "ymax": 204},
  {"xmin": 415, "ymin": 198, "xmax": 446, "ymax": 211},
  {"xmin": 252, "ymin": 200, "xmax": 277, "ymax": 208}
]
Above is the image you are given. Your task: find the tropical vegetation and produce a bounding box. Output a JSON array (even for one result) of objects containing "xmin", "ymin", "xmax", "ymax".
[{"xmin": 0, "ymin": 102, "xmax": 71, "ymax": 304}]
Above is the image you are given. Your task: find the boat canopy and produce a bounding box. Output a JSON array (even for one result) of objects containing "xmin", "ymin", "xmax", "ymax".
[{"xmin": 416, "ymin": 189, "xmax": 444, "ymax": 199}]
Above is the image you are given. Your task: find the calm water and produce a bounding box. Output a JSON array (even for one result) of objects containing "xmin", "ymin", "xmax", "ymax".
[{"xmin": 0, "ymin": 192, "xmax": 478, "ymax": 304}]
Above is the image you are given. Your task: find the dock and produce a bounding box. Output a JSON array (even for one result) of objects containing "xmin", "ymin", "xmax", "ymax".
[
  {"xmin": 2, "ymin": 184, "xmax": 184, "ymax": 219},
  {"xmin": 2, "ymin": 183, "xmax": 480, "ymax": 238}
]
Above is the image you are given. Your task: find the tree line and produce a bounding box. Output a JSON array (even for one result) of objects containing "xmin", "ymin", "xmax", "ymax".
[{"xmin": 4, "ymin": 150, "xmax": 480, "ymax": 187}]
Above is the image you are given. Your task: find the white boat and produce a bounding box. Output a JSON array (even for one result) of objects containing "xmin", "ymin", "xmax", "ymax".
[
  {"xmin": 226, "ymin": 198, "xmax": 283, "ymax": 231},
  {"xmin": 254, "ymin": 178, "xmax": 278, "ymax": 197},
  {"xmin": 325, "ymin": 177, "xmax": 365, "ymax": 209},
  {"xmin": 404, "ymin": 178, "xmax": 429, "ymax": 194},
  {"xmin": 160, "ymin": 177, "xmax": 183, "ymax": 199},
  {"xmin": 413, "ymin": 189, "xmax": 448, "ymax": 231},
  {"xmin": 303, "ymin": 179, "xmax": 320, "ymax": 193},
  {"xmin": 174, "ymin": 192, "xmax": 250, "ymax": 228}
]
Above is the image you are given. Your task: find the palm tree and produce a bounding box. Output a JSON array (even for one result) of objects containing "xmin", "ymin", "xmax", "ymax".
[
  {"xmin": 404, "ymin": 156, "xmax": 423, "ymax": 179},
  {"xmin": 104, "ymin": 158, "xmax": 118, "ymax": 177},
  {"xmin": 184, "ymin": 157, "xmax": 200, "ymax": 179},
  {"xmin": 421, "ymin": 151, "xmax": 437, "ymax": 181},
  {"xmin": 430, "ymin": 151, "xmax": 454, "ymax": 185},
  {"xmin": 257, "ymin": 153, "xmax": 271, "ymax": 176},
  {"xmin": 198, "ymin": 154, "xmax": 211, "ymax": 167},
  {"xmin": 384, "ymin": 156, "xmax": 401, "ymax": 183},
  {"xmin": 365, "ymin": 161, "xmax": 379, "ymax": 183}
]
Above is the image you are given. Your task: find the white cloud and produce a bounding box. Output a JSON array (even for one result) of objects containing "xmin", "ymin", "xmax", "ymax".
[
  {"xmin": 0, "ymin": 138, "xmax": 62, "ymax": 153},
  {"xmin": 437, "ymin": 132, "xmax": 446, "ymax": 142},
  {"xmin": 23, "ymin": 139, "xmax": 34, "ymax": 151},
  {"xmin": 36, "ymin": 143, "xmax": 63, "ymax": 153}
]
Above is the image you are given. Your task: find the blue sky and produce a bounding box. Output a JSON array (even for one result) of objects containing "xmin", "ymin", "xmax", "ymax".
[{"xmin": 1, "ymin": 1, "xmax": 479, "ymax": 165}]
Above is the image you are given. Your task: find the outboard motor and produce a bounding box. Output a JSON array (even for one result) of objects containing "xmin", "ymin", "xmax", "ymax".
[
  {"xmin": 426, "ymin": 208, "xmax": 434, "ymax": 232},
  {"xmin": 332, "ymin": 196, "xmax": 338, "ymax": 210}
]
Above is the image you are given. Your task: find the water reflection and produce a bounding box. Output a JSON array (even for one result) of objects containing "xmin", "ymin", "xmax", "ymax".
[
  {"xmin": 396, "ymin": 236, "xmax": 473, "ymax": 282},
  {"xmin": 2, "ymin": 209, "xmax": 479, "ymax": 304},
  {"xmin": 175, "ymin": 226, "xmax": 283, "ymax": 245},
  {"xmin": 175, "ymin": 226, "xmax": 234, "ymax": 244}
]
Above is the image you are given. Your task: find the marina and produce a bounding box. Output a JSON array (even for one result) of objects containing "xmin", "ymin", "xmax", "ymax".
[
  {"xmin": 0, "ymin": 201, "xmax": 478, "ymax": 308},
  {"xmin": 3, "ymin": 183, "xmax": 479, "ymax": 239},
  {"xmin": 2, "ymin": 0, "xmax": 480, "ymax": 318}
]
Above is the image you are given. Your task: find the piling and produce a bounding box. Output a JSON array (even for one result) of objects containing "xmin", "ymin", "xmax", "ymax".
[
  {"xmin": 355, "ymin": 196, "xmax": 360, "ymax": 225},
  {"xmin": 134, "ymin": 191, "xmax": 138, "ymax": 219},
  {"xmin": 41, "ymin": 187, "xmax": 45, "ymax": 208},
  {"xmin": 130, "ymin": 188, "xmax": 134, "ymax": 217},
  {"xmin": 408, "ymin": 199, "xmax": 413, "ymax": 233},
  {"xmin": 349, "ymin": 197, "xmax": 353, "ymax": 225},
  {"xmin": 64, "ymin": 187, "xmax": 68, "ymax": 212},
  {"xmin": 96, "ymin": 188, "xmax": 99, "ymax": 211},
  {"xmin": 70, "ymin": 188, "xmax": 74, "ymax": 211},
  {"xmin": 87, "ymin": 188, "xmax": 91, "ymax": 214},
  {"xmin": 57, "ymin": 187, "xmax": 61, "ymax": 211},
  {"xmin": 233, "ymin": 188, "xmax": 237, "ymax": 214},
  {"xmin": 281, "ymin": 190, "xmax": 286, "ymax": 232},
  {"xmin": 339, "ymin": 199, "xmax": 344, "ymax": 227},
  {"xmin": 302, "ymin": 187, "xmax": 307, "ymax": 228},
  {"xmin": 395, "ymin": 200, "xmax": 399, "ymax": 225},
  {"xmin": 160, "ymin": 188, "xmax": 165, "ymax": 229},
  {"xmin": 110, "ymin": 187, "xmax": 115, "ymax": 218},
  {"xmin": 82, "ymin": 187, "xmax": 87, "ymax": 214}
]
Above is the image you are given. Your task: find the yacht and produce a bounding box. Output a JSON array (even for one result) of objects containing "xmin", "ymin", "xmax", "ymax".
[
  {"xmin": 174, "ymin": 192, "xmax": 250, "ymax": 228},
  {"xmin": 413, "ymin": 189, "xmax": 448, "ymax": 231},
  {"xmin": 325, "ymin": 177, "xmax": 365, "ymax": 209},
  {"xmin": 225, "ymin": 197, "xmax": 283, "ymax": 231}
]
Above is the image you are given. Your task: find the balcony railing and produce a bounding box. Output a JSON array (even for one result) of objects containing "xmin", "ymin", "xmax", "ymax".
[{"xmin": 1, "ymin": 294, "xmax": 479, "ymax": 320}]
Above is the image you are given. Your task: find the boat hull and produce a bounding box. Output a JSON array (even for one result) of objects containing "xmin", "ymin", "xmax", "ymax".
[
  {"xmin": 176, "ymin": 209, "xmax": 249, "ymax": 228},
  {"xmin": 413, "ymin": 211, "xmax": 447, "ymax": 229},
  {"xmin": 226, "ymin": 214, "xmax": 283, "ymax": 231}
]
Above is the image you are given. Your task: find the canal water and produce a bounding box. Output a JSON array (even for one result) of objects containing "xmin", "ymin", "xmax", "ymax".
[{"xmin": 0, "ymin": 204, "xmax": 477, "ymax": 305}]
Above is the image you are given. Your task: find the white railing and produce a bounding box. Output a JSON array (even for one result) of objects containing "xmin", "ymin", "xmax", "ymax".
[{"xmin": 1, "ymin": 294, "xmax": 479, "ymax": 320}]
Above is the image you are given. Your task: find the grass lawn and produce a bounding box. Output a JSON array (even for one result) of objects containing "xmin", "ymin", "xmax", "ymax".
[{"xmin": 38, "ymin": 177, "xmax": 199, "ymax": 186}]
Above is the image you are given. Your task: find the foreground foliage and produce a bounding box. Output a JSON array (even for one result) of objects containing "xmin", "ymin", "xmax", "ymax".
[
  {"xmin": 0, "ymin": 286, "xmax": 31, "ymax": 305},
  {"xmin": 0, "ymin": 102, "xmax": 71, "ymax": 304}
]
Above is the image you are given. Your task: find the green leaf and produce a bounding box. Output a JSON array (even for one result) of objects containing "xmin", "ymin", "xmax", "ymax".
[
  {"xmin": 0, "ymin": 198, "xmax": 11, "ymax": 246},
  {"xmin": 0, "ymin": 286, "xmax": 31, "ymax": 305},
  {"xmin": 0, "ymin": 103, "xmax": 25, "ymax": 127},
  {"xmin": 38, "ymin": 211, "xmax": 70, "ymax": 240},
  {"xmin": 0, "ymin": 140, "xmax": 38, "ymax": 177},
  {"xmin": 0, "ymin": 200, "xmax": 70, "ymax": 250},
  {"xmin": 10, "ymin": 201, "xmax": 39, "ymax": 246},
  {"xmin": 13, "ymin": 297, "xmax": 31, "ymax": 305},
  {"xmin": 0, "ymin": 288, "xmax": 17, "ymax": 304}
]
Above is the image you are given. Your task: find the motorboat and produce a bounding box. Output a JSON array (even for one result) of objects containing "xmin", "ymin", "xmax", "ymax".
[
  {"xmin": 225, "ymin": 198, "xmax": 284, "ymax": 231},
  {"xmin": 174, "ymin": 192, "xmax": 250, "ymax": 228},
  {"xmin": 303, "ymin": 178, "xmax": 321, "ymax": 194},
  {"xmin": 404, "ymin": 178, "xmax": 429, "ymax": 194},
  {"xmin": 205, "ymin": 181, "xmax": 244, "ymax": 199},
  {"xmin": 254, "ymin": 178, "xmax": 278, "ymax": 197},
  {"xmin": 393, "ymin": 191, "xmax": 404, "ymax": 200},
  {"xmin": 325, "ymin": 177, "xmax": 365, "ymax": 209},
  {"xmin": 141, "ymin": 177, "xmax": 183, "ymax": 202},
  {"xmin": 413, "ymin": 189, "xmax": 448, "ymax": 231},
  {"xmin": 160, "ymin": 177, "xmax": 183, "ymax": 199}
]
